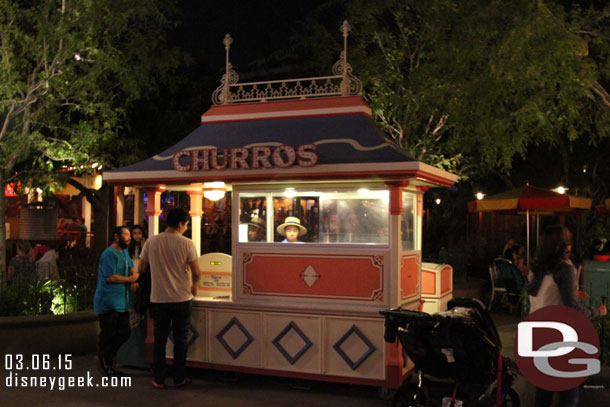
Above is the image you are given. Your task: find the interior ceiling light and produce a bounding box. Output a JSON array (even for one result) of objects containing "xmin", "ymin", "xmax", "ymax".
[{"xmin": 203, "ymin": 182, "xmax": 226, "ymax": 201}]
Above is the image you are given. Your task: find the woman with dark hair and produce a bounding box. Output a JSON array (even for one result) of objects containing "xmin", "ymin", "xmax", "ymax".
[
  {"xmin": 128, "ymin": 225, "xmax": 147, "ymax": 267},
  {"xmin": 527, "ymin": 224, "xmax": 607, "ymax": 407}
]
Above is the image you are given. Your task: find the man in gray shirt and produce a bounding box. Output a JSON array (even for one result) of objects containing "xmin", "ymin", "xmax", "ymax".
[{"xmin": 139, "ymin": 208, "xmax": 200, "ymax": 389}]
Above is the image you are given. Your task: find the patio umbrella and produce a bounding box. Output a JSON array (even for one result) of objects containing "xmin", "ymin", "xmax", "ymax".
[
  {"xmin": 468, "ymin": 184, "xmax": 592, "ymax": 266},
  {"xmin": 4, "ymin": 182, "xmax": 18, "ymax": 197}
]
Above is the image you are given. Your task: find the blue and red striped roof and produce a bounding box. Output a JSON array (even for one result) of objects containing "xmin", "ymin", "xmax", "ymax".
[{"xmin": 104, "ymin": 96, "xmax": 457, "ymax": 186}]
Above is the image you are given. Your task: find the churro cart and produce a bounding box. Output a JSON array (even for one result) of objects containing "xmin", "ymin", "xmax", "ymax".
[{"xmin": 105, "ymin": 24, "xmax": 457, "ymax": 388}]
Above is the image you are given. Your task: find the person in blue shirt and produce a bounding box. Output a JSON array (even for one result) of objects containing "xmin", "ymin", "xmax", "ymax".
[
  {"xmin": 501, "ymin": 245, "xmax": 525, "ymax": 293},
  {"xmin": 94, "ymin": 226, "xmax": 139, "ymax": 376}
]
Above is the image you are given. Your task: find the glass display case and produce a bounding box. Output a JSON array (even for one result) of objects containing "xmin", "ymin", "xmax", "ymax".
[{"xmin": 238, "ymin": 186, "xmax": 391, "ymax": 245}]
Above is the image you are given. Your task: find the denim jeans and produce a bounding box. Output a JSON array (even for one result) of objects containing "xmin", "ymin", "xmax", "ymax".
[
  {"xmin": 535, "ymin": 386, "xmax": 579, "ymax": 407},
  {"xmin": 151, "ymin": 301, "xmax": 192, "ymax": 384}
]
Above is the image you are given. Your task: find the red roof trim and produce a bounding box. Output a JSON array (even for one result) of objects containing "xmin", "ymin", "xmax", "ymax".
[
  {"xmin": 201, "ymin": 96, "xmax": 372, "ymax": 123},
  {"xmin": 105, "ymin": 168, "xmax": 454, "ymax": 187}
]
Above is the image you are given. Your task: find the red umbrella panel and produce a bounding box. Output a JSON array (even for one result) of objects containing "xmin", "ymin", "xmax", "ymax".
[
  {"xmin": 4, "ymin": 182, "xmax": 19, "ymax": 197},
  {"xmin": 468, "ymin": 185, "xmax": 592, "ymax": 265},
  {"xmin": 468, "ymin": 185, "xmax": 591, "ymax": 213}
]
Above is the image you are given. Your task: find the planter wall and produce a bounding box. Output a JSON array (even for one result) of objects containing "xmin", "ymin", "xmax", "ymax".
[{"xmin": 0, "ymin": 311, "xmax": 98, "ymax": 356}]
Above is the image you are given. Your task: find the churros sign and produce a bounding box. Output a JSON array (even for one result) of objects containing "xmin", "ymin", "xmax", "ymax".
[{"xmin": 172, "ymin": 144, "xmax": 318, "ymax": 172}]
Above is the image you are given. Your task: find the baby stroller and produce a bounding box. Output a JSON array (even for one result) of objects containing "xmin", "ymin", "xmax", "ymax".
[{"xmin": 380, "ymin": 298, "xmax": 520, "ymax": 407}]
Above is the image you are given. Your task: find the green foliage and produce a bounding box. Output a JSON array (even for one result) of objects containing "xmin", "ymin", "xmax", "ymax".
[
  {"xmin": 0, "ymin": 280, "xmax": 54, "ymax": 316},
  {"xmin": 0, "ymin": 0, "xmax": 183, "ymax": 184},
  {"xmin": 296, "ymin": 0, "xmax": 610, "ymax": 180},
  {"xmin": 0, "ymin": 259, "xmax": 97, "ymax": 317},
  {"xmin": 593, "ymin": 316, "xmax": 610, "ymax": 365},
  {"xmin": 0, "ymin": 0, "xmax": 184, "ymax": 289}
]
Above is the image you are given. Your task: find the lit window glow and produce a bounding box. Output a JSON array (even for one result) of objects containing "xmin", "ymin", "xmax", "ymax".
[{"xmin": 94, "ymin": 175, "xmax": 103, "ymax": 190}]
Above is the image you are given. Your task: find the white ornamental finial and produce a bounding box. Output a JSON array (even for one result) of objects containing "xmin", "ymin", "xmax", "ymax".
[
  {"xmin": 341, "ymin": 20, "xmax": 350, "ymax": 67},
  {"xmin": 341, "ymin": 20, "xmax": 351, "ymax": 37},
  {"xmin": 213, "ymin": 33, "xmax": 239, "ymax": 105},
  {"xmin": 332, "ymin": 20, "xmax": 361, "ymax": 96},
  {"xmin": 341, "ymin": 20, "xmax": 350, "ymax": 96},
  {"xmin": 223, "ymin": 34, "xmax": 232, "ymax": 52},
  {"xmin": 222, "ymin": 34, "xmax": 232, "ymax": 104},
  {"xmin": 223, "ymin": 34, "xmax": 232, "ymax": 81}
]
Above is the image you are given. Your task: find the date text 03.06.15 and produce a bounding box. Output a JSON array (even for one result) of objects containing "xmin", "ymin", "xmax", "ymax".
[{"xmin": 4, "ymin": 354, "xmax": 72, "ymax": 371}]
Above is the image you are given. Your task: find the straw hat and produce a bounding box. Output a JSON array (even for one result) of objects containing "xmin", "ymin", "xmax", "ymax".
[
  {"xmin": 247, "ymin": 216, "xmax": 266, "ymax": 231},
  {"xmin": 276, "ymin": 216, "xmax": 308, "ymax": 237}
]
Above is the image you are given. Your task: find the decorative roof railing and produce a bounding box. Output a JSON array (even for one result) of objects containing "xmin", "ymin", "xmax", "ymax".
[{"xmin": 212, "ymin": 20, "xmax": 361, "ymax": 105}]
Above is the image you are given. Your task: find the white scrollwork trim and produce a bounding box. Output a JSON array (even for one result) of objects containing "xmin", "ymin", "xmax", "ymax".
[
  {"xmin": 212, "ymin": 74, "xmax": 362, "ymax": 105},
  {"xmin": 212, "ymin": 62, "xmax": 240, "ymax": 105}
]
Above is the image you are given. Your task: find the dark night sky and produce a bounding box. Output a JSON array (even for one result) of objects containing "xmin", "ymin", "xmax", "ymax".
[
  {"xmin": 171, "ymin": 1, "xmax": 328, "ymax": 74},
  {"xmin": 130, "ymin": 1, "xmax": 339, "ymax": 157}
]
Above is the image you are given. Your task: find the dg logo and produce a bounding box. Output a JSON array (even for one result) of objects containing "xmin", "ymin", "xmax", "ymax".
[{"xmin": 514, "ymin": 305, "xmax": 601, "ymax": 391}]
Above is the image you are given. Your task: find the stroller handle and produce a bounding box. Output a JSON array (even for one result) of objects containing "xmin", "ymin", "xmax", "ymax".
[
  {"xmin": 380, "ymin": 308, "xmax": 446, "ymax": 322},
  {"xmin": 380, "ymin": 308, "xmax": 446, "ymax": 343}
]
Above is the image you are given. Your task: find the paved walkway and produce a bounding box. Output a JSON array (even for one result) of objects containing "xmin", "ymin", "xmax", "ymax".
[
  {"xmin": 1, "ymin": 313, "xmax": 608, "ymax": 406},
  {"xmin": 1, "ymin": 355, "xmax": 388, "ymax": 407}
]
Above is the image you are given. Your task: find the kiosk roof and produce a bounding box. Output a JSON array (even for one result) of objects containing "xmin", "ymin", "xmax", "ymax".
[{"xmin": 104, "ymin": 96, "xmax": 457, "ymax": 187}]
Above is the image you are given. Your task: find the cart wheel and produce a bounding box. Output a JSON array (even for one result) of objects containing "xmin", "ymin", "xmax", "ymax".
[
  {"xmin": 472, "ymin": 387, "xmax": 520, "ymax": 407},
  {"xmin": 501, "ymin": 388, "xmax": 520, "ymax": 407},
  {"xmin": 391, "ymin": 383, "xmax": 426, "ymax": 407},
  {"xmin": 378, "ymin": 386, "xmax": 395, "ymax": 401}
]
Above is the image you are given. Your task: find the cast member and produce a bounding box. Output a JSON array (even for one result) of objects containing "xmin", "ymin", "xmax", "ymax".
[
  {"xmin": 247, "ymin": 217, "xmax": 266, "ymax": 242},
  {"xmin": 277, "ymin": 216, "xmax": 307, "ymax": 243}
]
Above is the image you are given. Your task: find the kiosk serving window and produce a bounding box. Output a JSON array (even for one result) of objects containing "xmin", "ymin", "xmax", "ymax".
[
  {"xmin": 238, "ymin": 187, "xmax": 389, "ymax": 244},
  {"xmin": 401, "ymin": 192, "xmax": 417, "ymax": 251}
]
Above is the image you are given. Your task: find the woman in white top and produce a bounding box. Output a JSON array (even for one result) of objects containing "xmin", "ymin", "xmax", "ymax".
[{"xmin": 527, "ymin": 224, "xmax": 607, "ymax": 407}]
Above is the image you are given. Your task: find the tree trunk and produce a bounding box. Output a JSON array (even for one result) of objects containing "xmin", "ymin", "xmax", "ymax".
[
  {"xmin": 0, "ymin": 173, "xmax": 7, "ymax": 293},
  {"xmin": 93, "ymin": 184, "xmax": 112, "ymax": 256}
]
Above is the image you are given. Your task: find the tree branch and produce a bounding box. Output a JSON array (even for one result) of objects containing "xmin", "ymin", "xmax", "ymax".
[
  {"xmin": 66, "ymin": 177, "xmax": 101, "ymax": 209},
  {"xmin": 571, "ymin": 30, "xmax": 610, "ymax": 42},
  {"xmin": 0, "ymin": 100, "xmax": 16, "ymax": 142},
  {"xmin": 589, "ymin": 81, "xmax": 610, "ymax": 109},
  {"xmin": 378, "ymin": 113, "xmax": 402, "ymax": 140},
  {"xmin": 4, "ymin": 152, "xmax": 19, "ymax": 179},
  {"xmin": 432, "ymin": 114, "xmax": 449, "ymax": 140}
]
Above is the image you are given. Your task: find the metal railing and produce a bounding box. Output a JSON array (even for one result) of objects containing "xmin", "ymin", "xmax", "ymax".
[{"xmin": 211, "ymin": 21, "xmax": 361, "ymax": 105}]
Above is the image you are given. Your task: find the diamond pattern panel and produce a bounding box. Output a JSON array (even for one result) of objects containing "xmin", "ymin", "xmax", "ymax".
[
  {"xmin": 272, "ymin": 321, "xmax": 313, "ymax": 365},
  {"xmin": 216, "ymin": 317, "xmax": 254, "ymax": 359},
  {"xmin": 332, "ymin": 324, "xmax": 376, "ymax": 370}
]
